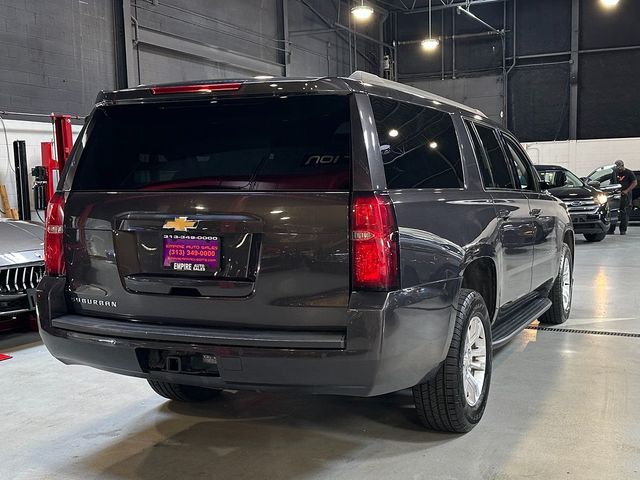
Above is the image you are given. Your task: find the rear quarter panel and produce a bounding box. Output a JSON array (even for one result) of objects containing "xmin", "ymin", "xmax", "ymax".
[{"xmin": 389, "ymin": 190, "xmax": 498, "ymax": 287}]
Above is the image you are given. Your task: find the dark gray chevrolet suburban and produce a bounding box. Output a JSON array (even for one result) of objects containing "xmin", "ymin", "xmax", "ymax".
[{"xmin": 37, "ymin": 72, "xmax": 574, "ymax": 432}]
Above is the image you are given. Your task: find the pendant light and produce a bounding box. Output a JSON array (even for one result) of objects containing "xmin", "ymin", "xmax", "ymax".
[
  {"xmin": 421, "ymin": 0, "xmax": 440, "ymax": 51},
  {"xmin": 352, "ymin": 1, "xmax": 374, "ymax": 21}
]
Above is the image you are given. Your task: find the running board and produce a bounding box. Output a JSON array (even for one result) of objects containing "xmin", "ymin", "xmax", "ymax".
[{"xmin": 492, "ymin": 298, "xmax": 552, "ymax": 348}]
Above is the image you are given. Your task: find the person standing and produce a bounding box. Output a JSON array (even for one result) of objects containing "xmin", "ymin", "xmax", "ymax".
[{"xmin": 612, "ymin": 160, "xmax": 637, "ymax": 235}]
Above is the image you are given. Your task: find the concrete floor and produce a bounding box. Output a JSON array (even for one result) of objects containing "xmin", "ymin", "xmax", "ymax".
[{"xmin": 2, "ymin": 231, "xmax": 640, "ymax": 480}]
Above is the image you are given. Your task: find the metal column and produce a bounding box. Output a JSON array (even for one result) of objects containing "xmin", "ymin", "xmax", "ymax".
[
  {"xmin": 569, "ymin": 0, "xmax": 580, "ymax": 140},
  {"xmin": 52, "ymin": 115, "xmax": 73, "ymax": 171},
  {"xmin": 279, "ymin": 0, "xmax": 290, "ymax": 76},
  {"xmin": 114, "ymin": 0, "xmax": 136, "ymax": 88},
  {"xmin": 12, "ymin": 141, "xmax": 31, "ymax": 221}
]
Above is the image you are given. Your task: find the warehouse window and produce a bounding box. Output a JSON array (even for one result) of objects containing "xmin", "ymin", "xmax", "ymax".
[{"xmin": 371, "ymin": 97, "xmax": 464, "ymax": 189}]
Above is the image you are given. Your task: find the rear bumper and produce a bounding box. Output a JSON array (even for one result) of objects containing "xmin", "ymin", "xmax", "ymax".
[{"xmin": 37, "ymin": 276, "xmax": 460, "ymax": 397}]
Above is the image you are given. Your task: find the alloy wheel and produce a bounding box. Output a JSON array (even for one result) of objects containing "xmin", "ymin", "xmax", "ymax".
[
  {"xmin": 463, "ymin": 316, "xmax": 487, "ymax": 407},
  {"xmin": 561, "ymin": 253, "xmax": 572, "ymax": 312}
]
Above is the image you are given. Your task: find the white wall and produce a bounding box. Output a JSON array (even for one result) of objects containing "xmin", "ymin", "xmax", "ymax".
[
  {"xmin": 523, "ymin": 137, "xmax": 640, "ymax": 177},
  {"xmin": 0, "ymin": 119, "xmax": 81, "ymax": 221}
]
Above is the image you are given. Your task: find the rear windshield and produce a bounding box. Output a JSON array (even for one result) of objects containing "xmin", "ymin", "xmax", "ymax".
[{"xmin": 72, "ymin": 95, "xmax": 351, "ymax": 191}]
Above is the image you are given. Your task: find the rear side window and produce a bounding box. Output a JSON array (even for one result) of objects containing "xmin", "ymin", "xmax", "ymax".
[
  {"xmin": 371, "ymin": 97, "xmax": 464, "ymax": 189},
  {"xmin": 502, "ymin": 135, "xmax": 537, "ymax": 191},
  {"xmin": 474, "ymin": 124, "xmax": 514, "ymax": 189},
  {"xmin": 72, "ymin": 96, "xmax": 351, "ymax": 191},
  {"xmin": 465, "ymin": 120, "xmax": 495, "ymax": 189}
]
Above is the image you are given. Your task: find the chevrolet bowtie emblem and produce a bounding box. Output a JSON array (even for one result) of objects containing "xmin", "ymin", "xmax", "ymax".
[{"xmin": 163, "ymin": 217, "xmax": 199, "ymax": 232}]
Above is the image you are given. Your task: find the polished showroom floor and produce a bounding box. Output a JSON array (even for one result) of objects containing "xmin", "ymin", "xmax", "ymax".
[{"xmin": 2, "ymin": 231, "xmax": 639, "ymax": 480}]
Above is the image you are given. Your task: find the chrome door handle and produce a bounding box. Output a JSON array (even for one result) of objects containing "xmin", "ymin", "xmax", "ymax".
[{"xmin": 530, "ymin": 208, "xmax": 542, "ymax": 217}]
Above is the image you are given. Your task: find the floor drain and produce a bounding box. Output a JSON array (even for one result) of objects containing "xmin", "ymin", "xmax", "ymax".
[{"xmin": 527, "ymin": 325, "xmax": 640, "ymax": 338}]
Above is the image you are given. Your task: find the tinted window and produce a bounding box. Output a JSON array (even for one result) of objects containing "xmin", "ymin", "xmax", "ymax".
[
  {"xmin": 502, "ymin": 135, "xmax": 537, "ymax": 191},
  {"xmin": 371, "ymin": 97, "xmax": 463, "ymax": 189},
  {"xmin": 73, "ymin": 96, "xmax": 351, "ymax": 191},
  {"xmin": 464, "ymin": 120, "xmax": 495, "ymax": 188},
  {"xmin": 474, "ymin": 124, "xmax": 514, "ymax": 189}
]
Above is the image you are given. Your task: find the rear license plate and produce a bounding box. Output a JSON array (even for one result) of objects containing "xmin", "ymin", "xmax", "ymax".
[{"xmin": 162, "ymin": 233, "xmax": 220, "ymax": 273}]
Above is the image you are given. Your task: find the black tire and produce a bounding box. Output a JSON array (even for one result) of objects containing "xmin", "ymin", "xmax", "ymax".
[
  {"xmin": 412, "ymin": 289, "xmax": 492, "ymax": 433},
  {"xmin": 584, "ymin": 232, "xmax": 606, "ymax": 242},
  {"xmin": 539, "ymin": 243, "xmax": 573, "ymax": 325},
  {"xmin": 608, "ymin": 222, "xmax": 617, "ymax": 234},
  {"xmin": 147, "ymin": 379, "xmax": 221, "ymax": 402}
]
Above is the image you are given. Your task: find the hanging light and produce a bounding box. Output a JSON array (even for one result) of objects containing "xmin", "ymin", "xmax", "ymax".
[
  {"xmin": 352, "ymin": 1, "xmax": 374, "ymax": 21},
  {"xmin": 421, "ymin": 38, "xmax": 440, "ymax": 50},
  {"xmin": 421, "ymin": 0, "xmax": 440, "ymax": 51},
  {"xmin": 600, "ymin": 0, "xmax": 620, "ymax": 7}
]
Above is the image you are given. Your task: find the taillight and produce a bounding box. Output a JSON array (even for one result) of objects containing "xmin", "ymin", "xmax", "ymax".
[
  {"xmin": 351, "ymin": 192, "xmax": 399, "ymax": 291},
  {"xmin": 150, "ymin": 83, "xmax": 243, "ymax": 95},
  {"xmin": 44, "ymin": 192, "xmax": 65, "ymax": 276}
]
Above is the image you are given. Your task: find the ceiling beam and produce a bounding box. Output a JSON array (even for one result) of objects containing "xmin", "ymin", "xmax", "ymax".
[{"xmin": 400, "ymin": 0, "xmax": 506, "ymax": 14}]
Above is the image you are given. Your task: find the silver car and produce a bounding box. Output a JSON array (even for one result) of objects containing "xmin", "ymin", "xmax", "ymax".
[{"xmin": 0, "ymin": 220, "xmax": 45, "ymax": 323}]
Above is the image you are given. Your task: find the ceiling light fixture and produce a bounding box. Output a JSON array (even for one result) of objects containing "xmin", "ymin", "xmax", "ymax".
[
  {"xmin": 352, "ymin": 1, "xmax": 374, "ymax": 21},
  {"xmin": 389, "ymin": 129, "xmax": 399, "ymax": 138},
  {"xmin": 600, "ymin": 0, "xmax": 620, "ymax": 7},
  {"xmin": 421, "ymin": 38, "xmax": 440, "ymax": 50},
  {"xmin": 421, "ymin": 0, "xmax": 440, "ymax": 51}
]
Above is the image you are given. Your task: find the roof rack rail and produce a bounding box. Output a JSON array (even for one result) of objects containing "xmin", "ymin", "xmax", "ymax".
[{"xmin": 348, "ymin": 71, "xmax": 487, "ymax": 118}]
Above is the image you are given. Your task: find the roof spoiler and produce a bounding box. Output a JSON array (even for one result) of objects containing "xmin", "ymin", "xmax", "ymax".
[{"xmin": 348, "ymin": 71, "xmax": 487, "ymax": 118}]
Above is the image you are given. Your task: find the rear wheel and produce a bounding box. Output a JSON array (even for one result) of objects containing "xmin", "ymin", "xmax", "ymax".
[
  {"xmin": 584, "ymin": 232, "xmax": 606, "ymax": 242},
  {"xmin": 539, "ymin": 243, "xmax": 573, "ymax": 325},
  {"xmin": 412, "ymin": 289, "xmax": 492, "ymax": 433},
  {"xmin": 147, "ymin": 379, "xmax": 221, "ymax": 402}
]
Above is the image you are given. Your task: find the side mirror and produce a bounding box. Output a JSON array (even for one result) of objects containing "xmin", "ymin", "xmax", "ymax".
[
  {"xmin": 587, "ymin": 180, "xmax": 601, "ymax": 188},
  {"xmin": 539, "ymin": 181, "xmax": 551, "ymax": 191}
]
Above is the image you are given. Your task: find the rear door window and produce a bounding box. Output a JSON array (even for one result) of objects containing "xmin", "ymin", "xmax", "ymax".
[
  {"xmin": 370, "ymin": 96, "xmax": 464, "ymax": 189},
  {"xmin": 501, "ymin": 134, "xmax": 538, "ymax": 191},
  {"xmin": 474, "ymin": 124, "xmax": 515, "ymax": 189},
  {"xmin": 465, "ymin": 119, "xmax": 496, "ymax": 188},
  {"xmin": 72, "ymin": 95, "xmax": 351, "ymax": 191}
]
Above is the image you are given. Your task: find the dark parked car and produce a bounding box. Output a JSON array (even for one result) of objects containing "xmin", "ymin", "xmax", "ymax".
[
  {"xmin": 37, "ymin": 72, "xmax": 574, "ymax": 432},
  {"xmin": 535, "ymin": 165, "xmax": 611, "ymax": 242},
  {"xmin": 0, "ymin": 220, "xmax": 45, "ymax": 331},
  {"xmin": 586, "ymin": 164, "xmax": 640, "ymax": 224}
]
